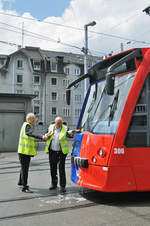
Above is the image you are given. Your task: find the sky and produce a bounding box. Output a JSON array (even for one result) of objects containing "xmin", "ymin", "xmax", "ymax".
[
  {"xmin": 0, "ymin": 0, "xmax": 150, "ymax": 57},
  {"xmin": 2, "ymin": 0, "xmax": 70, "ymax": 20}
]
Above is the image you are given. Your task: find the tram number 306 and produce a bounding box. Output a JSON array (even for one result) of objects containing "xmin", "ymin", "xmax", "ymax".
[{"xmin": 114, "ymin": 148, "xmax": 125, "ymax": 154}]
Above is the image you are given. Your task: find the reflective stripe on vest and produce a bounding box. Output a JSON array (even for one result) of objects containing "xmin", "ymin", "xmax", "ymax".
[
  {"xmin": 18, "ymin": 122, "xmax": 36, "ymax": 156},
  {"xmin": 45, "ymin": 124, "xmax": 69, "ymax": 154}
]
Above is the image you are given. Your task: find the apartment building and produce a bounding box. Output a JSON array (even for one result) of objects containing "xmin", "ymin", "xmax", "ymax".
[{"xmin": 0, "ymin": 46, "xmax": 100, "ymax": 128}]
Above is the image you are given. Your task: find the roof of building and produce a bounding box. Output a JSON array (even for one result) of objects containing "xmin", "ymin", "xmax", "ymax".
[
  {"xmin": 0, "ymin": 46, "xmax": 101, "ymax": 71},
  {"xmin": 0, "ymin": 54, "xmax": 8, "ymax": 58},
  {"xmin": 41, "ymin": 49, "xmax": 84, "ymax": 64},
  {"xmin": 11, "ymin": 46, "xmax": 100, "ymax": 64},
  {"xmin": 11, "ymin": 46, "xmax": 42, "ymax": 59}
]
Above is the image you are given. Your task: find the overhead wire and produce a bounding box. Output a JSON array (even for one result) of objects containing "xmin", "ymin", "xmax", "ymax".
[
  {"xmin": 1, "ymin": 10, "xmax": 150, "ymax": 57},
  {"xmin": 0, "ymin": 11, "xmax": 83, "ymax": 31},
  {"xmin": 96, "ymin": 10, "xmax": 142, "ymax": 45},
  {"xmin": 0, "ymin": 11, "xmax": 150, "ymax": 46},
  {"xmin": 0, "ymin": 20, "xmax": 82, "ymax": 51},
  {"xmin": 103, "ymin": 9, "xmax": 142, "ymax": 32},
  {"xmin": 95, "ymin": 7, "xmax": 150, "ymax": 52}
]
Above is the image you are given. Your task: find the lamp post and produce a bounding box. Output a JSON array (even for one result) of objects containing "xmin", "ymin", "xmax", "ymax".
[
  {"xmin": 143, "ymin": 5, "xmax": 150, "ymax": 15},
  {"xmin": 83, "ymin": 21, "xmax": 96, "ymax": 97}
]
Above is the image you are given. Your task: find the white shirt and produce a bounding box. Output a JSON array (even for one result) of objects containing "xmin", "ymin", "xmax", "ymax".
[{"xmin": 51, "ymin": 127, "xmax": 61, "ymax": 151}]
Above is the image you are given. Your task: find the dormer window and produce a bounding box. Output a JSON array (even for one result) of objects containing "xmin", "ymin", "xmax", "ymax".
[
  {"xmin": 51, "ymin": 62, "xmax": 57, "ymax": 72},
  {"xmin": 0, "ymin": 58, "xmax": 5, "ymax": 65},
  {"xmin": 64, "ymin": 67, "xmax": 70, "ymax": 75},
  {"xmin": 33, "ymin": 60, "xmax": 41, "ymax": 70}
]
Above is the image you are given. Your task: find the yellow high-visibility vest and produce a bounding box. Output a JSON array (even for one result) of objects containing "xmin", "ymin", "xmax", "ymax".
[
  {"xmin": 45, "ymin": 124, "xmax": 69, "ymax": 154},
  {"xmin": 18, "ymin": 122, "xmax": 36, "ymax": 156}
]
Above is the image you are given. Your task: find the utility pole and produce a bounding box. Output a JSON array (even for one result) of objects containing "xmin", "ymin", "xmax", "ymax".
[
  {"xmin": 22, "ymin": 22, "xmax": 24, "ymax": 48},
  {"xmin": 120, "ymin": 43, "xmax": 124, "ymax": 52},
  {"xmin": 83, "ymin": 21, "xmax": 96, "ymax": 97}
]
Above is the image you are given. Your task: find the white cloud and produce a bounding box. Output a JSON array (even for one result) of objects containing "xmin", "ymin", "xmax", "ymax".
[{"xmin": 0, "ymin": 0, "xmax": 150, "ymax": 56}]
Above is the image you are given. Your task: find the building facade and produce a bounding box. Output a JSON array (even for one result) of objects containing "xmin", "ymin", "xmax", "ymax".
[{"xmin": 0, "ymin": 46, "xmax": 100, "ymax": 129}]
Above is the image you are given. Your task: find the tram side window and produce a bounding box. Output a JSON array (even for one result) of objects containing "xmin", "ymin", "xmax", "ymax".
[
  {"xmin": 124, "ymin": 76, "xmax": 149, "ymax": 148},
  {"xmin": 114, "ymin": 59, "xmax": 136, "ymax": 75}
]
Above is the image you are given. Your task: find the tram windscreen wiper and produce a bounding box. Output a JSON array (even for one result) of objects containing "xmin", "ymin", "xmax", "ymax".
[{"xmin": 108, "ymin": 89, "xmax": 119, "ymax": 126}]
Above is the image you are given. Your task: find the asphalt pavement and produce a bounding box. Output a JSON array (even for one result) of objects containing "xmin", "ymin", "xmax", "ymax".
[{"xmin": 1, "ymin": 146, "xmax": 150, "ymax": 226}]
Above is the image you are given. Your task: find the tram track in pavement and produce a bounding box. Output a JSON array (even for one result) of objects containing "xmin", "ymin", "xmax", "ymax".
[
  {"xmin": 0, "ymin": 157, "xmax": 71, "ymax": 175},
  {"xmin": 0, "ymin": 188, "xmax": 99, "ymax": 222},
  {"xmin": 0, "ymin": 187, "xmax": 89, "ymax": 203},
  {"xmin": 0, "ymin": 153, "xmax": 104, "ymax": 222},
  {"xmin": 1, "ymin": 187, "xmax": 134, "ymax": 222},
  {"xmin": 2, "ymin": 188, "xmax": 145, "ymax": 222},
  {"xmin": 0, "ymin": 202, "xmax": 97, "ymax": 221}
]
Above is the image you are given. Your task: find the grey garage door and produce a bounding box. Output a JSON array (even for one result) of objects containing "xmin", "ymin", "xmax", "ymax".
[{"xmin": 0, "ymin": 112, "xmax": 24, "ymax": 152}]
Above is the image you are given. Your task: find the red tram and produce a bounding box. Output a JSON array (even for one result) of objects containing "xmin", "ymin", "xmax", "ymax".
[{"xmin": 67, "ymin": 48, "xmax": 150, "ymax": 192}]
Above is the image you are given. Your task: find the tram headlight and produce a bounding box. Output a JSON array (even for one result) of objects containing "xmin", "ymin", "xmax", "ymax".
[
  {"xmin": 92, "ymin": 156, "xmax": 97, "ymax": 163},
  {"xmin": 98, "ymin": 149, "xmax": 106, "ymax": 158}
]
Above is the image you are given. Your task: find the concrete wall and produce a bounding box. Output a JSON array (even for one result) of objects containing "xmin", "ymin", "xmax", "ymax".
[{"xmin": 0, "ymin": 94, "xmax": 34, "ymax": 152}]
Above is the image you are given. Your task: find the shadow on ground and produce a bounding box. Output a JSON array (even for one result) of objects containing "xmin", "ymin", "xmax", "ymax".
[{"xmin": 80, "ymin": 189, "xmax": 150, "ymax": 207}]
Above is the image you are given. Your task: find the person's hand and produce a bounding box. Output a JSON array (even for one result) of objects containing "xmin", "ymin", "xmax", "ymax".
[
  {"xmin": 46, "ymin": 131, "xmax": 54, "ymax": 137},
  {"xmin": 68, "ymin": 129, "xmax": 80, "ymax": 136},
  {"xmin": 42, "ymin": 135, "xmax": 48, "ymax": 141},
  {"xmin": 71, "ymin": 129, "xmax": 80, "ymax": 136},
  {"xmin": 75, "ymin": 129, "xmax": 81, "ymax": 133}
]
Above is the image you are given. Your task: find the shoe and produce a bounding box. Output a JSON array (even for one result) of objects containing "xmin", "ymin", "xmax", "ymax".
[
  {"xmin": 17, "ymin": 182, "xmax": 22, "ymax": 186},
  {"xmin": 60, "ymin": 187, "xmax": 66, "ymax": 194},
  {"xmin": 22, "ymin": 186, "xmax": 33, "ymax": 193},
  {"xmin": 49, "ymin": 185, "xmax": 57, "ymax": 190}
]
